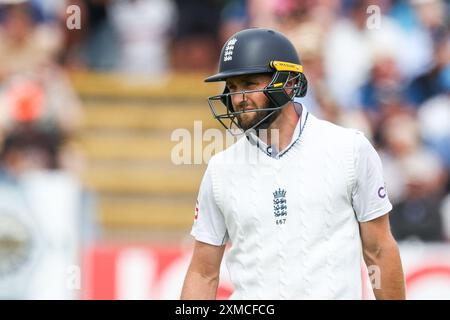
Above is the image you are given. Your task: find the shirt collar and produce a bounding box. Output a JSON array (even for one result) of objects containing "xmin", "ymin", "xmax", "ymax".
[{"xmin": 246, "ymin": 102, "xmax": 308, "ymax": 158}]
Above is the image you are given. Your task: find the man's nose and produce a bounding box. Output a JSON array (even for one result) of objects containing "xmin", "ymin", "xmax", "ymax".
[{"xmin": 232, "ymin": 90, "xmax": 248, "ymax": 108}]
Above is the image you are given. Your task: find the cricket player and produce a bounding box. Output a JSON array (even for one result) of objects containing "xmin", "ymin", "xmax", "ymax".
[{"xmin": 181, "ymin": 28, "xmax": 405, "ymax": 300}]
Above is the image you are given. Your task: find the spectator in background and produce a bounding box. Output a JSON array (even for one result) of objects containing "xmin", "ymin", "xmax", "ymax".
[
  {"xmin": 359, "ymin": 54, "xmax": 405, "ymax": 116},
  {"xmin": 417, "ymin": 64, "xmax": 450, "ymax": 172},
  {"xmin": 273, "ymin": 0, "xmax": 372, "ymax": 137},
  {"xmin": 416, "ymin": 62, "xmax": 450, "ymax": 233},
  {"xmin": 323, "ymin": 0, "xmax": 407, "ymax": 109},
  {"xmin": 357, "ymin": 53, "xmax": 415, "ymax": 144},
  {"xmin": 0, "ymin": 1, "xmax": 82, "ymax": 175},
  {"xmin": 407, "ymin": 32, "xmax": 450, "ymax": 106},
  {"xmin": 246, "ymin": 0, "xmax": 280, "ymax": 29},
  {"xmin": 63, "ymin": 0, "xmax": 118, "ymax": 71},
  {"xmin": 410, "ymin": 0, "xmax": 448, "ymax": 41},
  {"xmin": 108, "ymin": 0, "xmax": 176, "ymax": 77},
  {"xmin": 0, "ymin": 125, "xmax": 61, "ymax": 175},
  {"xmin": 0, "ymin": 124, "xmax": 91, "ymax": 299},
  {"xmin": 379, "ymin": 112, "xmax": 448, "ymax": 241},
  {"xmin": 0, "ymin": 2, "xmax": 92, "ymax": 299},
  {"xmin": 0, "ymin": 71, "xmax": 81, "ymax": 138},
  {"xmin": 219, "ymin": 0, "xmax": 248, "ymax": 44},
  {"xmin": 387, "ymin": 0, "xmax": 435, "ymax": 80},
  {"xmin": 29, "ymin": 0, "xmax": 65, "ymax": 23},
  {"xmin": 0, "ymin": 2, "xmax": 62, "ymax": 78},
  {"xmin": 171, "ymin": 0, "xmax": 221, "ymax": 72},
  {"xmin": 286, "ymin": 22, "xmax": 347, "ymax": 125},
  {"xmin": 0, "ymin": 2, "xmax": 81, "ymax": 130}
]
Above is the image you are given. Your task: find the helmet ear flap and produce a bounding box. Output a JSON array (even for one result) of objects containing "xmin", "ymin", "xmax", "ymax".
[
  {"xmin": 296, "ymin": 73, "xmax": 308, "ymax": 98},
  {"xmin": 264, "ymin": 71, "xmax": 308, "ymax": 106},
  {"xmin": 264, "ymin": 71, "xmax": 292, "ymax": 107},
  {"xmin": 220, "ymin": 87, "xmax": 233, "ymax": 112}
]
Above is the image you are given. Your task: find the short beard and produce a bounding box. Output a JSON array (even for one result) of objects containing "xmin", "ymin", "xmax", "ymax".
[{"xmin": 236, "ymin": 103, "xmax": 281, "ymax": 132}]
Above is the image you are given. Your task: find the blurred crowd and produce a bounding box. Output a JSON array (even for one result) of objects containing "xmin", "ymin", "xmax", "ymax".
[
  {"xmin": 0, "ymin": 0, "xmax": 448, "ymax": 249},
  {"xmin": 0, "ymin": 0, "xmax": 85, "ymax": 298}
]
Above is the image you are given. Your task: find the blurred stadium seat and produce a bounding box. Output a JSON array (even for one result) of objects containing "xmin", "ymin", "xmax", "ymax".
[{"xmin": 70, "ymin": 72, "xmax": 221, "ymax": 233}]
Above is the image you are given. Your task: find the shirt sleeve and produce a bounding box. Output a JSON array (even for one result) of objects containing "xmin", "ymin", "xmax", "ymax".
[
  {"xmin": 352, "ymin": 131, "xmax": 393, "ymax": 222},
  {"xmin": 190, "ymin": 164, "xmax": 229, "ymax": 246}
]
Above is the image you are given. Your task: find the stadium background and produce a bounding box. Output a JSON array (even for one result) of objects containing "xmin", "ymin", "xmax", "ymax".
[{"xmin": 0, "ymin": 0, "xmax": 449, "ymax": 299}]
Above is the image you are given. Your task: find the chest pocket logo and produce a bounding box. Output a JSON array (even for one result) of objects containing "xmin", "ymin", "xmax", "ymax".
[{"xmin": 273, "ymin": 188, "xmax": 287, "ymax": 225}]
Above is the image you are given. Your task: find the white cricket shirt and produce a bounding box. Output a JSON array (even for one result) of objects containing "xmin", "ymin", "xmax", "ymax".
[{"xmin": 191, "ymin": 104, "xmax": 392, "ymax": 299}]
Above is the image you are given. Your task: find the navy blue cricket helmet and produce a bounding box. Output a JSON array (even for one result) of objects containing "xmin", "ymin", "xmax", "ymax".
[{"xmin": 205, "ymin": 28, "xmax": 307, "ymax": 133}]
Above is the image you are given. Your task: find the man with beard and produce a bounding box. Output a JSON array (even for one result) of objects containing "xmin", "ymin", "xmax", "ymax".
[{"xmin": 181, "ymin": 28, "xmax": 405, "ymax": 300}]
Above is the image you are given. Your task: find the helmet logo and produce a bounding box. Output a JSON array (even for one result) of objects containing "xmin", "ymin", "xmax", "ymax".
[{"xmin": 223, "ymin": 38, "xmax": 238, "ymax": 62}]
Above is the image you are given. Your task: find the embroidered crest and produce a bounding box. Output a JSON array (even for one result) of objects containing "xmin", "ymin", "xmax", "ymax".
[
  {"xmin": 223, "ymin": 38, "xmax": 237, "ymax": 62},
  {"xmin": 273, "ymin": 188, "xmax": 287, "ymax": 225}
]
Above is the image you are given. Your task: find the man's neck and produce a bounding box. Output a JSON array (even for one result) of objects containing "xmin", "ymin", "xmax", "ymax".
[{"xmin": 263, "ymin": 102, "xmax": 301, "ymax": 151}]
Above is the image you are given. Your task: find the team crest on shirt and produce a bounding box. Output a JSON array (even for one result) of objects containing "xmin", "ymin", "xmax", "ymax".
[{"xmin": 273, "ymin": 188, "xmax": 287, "ymax": 225}]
